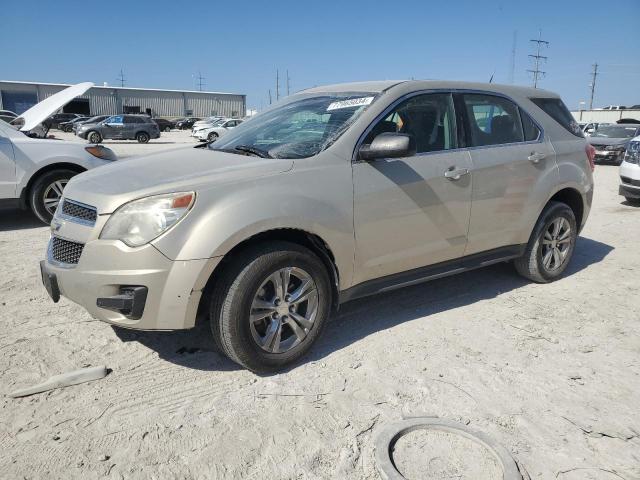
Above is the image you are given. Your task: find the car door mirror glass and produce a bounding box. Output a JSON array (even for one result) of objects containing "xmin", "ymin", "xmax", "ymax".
[{"xmin": 359, "ymin": 132, "xmax": 416, "ymax": 161}]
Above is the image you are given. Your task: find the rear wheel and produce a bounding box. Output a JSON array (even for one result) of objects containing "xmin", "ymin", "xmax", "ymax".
[
  {"xmin": 514, "ymin": 201, "xmax": 577, "ymax": 283},
  {"xmin": 29, "ymin": 169, "xmax": 78, "ymax": 223},
  {"xmin": 136, "ymin": 131, "xmax": 150, "ymax": 143},
  {"xmin": 164, "ymin": 126, "xmax": 171, "ymax": 132},
  {"xmin": 87, "ymin": 131, "xmax": 102, "ymax": 143},
  {"xmin": 210, "ymin": 242, "xmax": 331, "ymax": 372}
]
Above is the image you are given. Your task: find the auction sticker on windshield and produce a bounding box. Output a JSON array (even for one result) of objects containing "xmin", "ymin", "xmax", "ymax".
[{"xmin": 327, "ymin": 96, "xmax": 374, "ymax": 111}]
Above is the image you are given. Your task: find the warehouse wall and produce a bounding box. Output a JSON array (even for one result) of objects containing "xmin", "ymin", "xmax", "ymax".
[
  {"xmin": 571, "ymin": 109, "xmax": 640, "ymax": 123},
  {"xmin": 0, "ymin": 82, "xmax": 246, "ymax": 118}
]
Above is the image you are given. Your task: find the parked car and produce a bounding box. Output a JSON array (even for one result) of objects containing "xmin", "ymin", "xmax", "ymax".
[
  {"xmin": 39, "ymin": 80, "xmax": 594, "ymax": 372},
  {"xmin": 619, "ymin": 135, "xmax": 640, "ymax": 204},
  {"xmin": 0, "ymin": 110, "xmax": 18, "ymax": 124},
  {"xmin": 579, "ymin": 122, "xmax": 607, "ymax": 136},
  {"xmin": 76, "ymin": 115, "xmax": 161, "ymax": 143},
  {"xmin": 194, "ymin": 118, "xmax": 243, "ymax": 142},
  {"xmin": 0, "ymin": 85, "xmax": 117, "ymax": 223},
  {"xmin": 46, "ymin": 113, "xmax": 83, "ymax": 129},
  {"xmin": 73, "ymin": 115, "xmax": 109, "ymax": 134},
  {"xmin": 153, "ymin": 118, "xmax": 175, "ymax": 132},
  {"xmin": 59, "ymin": 116, "xmax": 91, "ymax": 133},
  {"xmin": 175, "ymin": 117, "xmax": 201, "ymax": 130},
  {"xmin": 191, "ymin": 117, "xmax": 227, "ymax": 138},
  {"xmin": 192, "ymin": 116, "xmax": 225, "ymax": 130},
  {"xmin": 598, "ymin": 105, "xmax": 627, "ymax": 110},
  {"xmin": 588, "ymin": 124, "xmax": 640, "ymax": 165}
]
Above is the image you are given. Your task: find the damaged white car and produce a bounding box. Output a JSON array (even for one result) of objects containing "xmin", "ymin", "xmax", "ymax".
[{"xmin": 0, "ymin": 82, "xmax": 117, "ymax": 223}]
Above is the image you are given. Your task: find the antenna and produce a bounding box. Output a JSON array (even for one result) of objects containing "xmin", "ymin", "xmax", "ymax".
[
  {"xmin": 196, "ymin": 71, "xmax": 206, "ymax": 91},
  {"xmin": 509, "ymin": 31, "xmax": 517, "ymax": 84},
  {"xmin": 117, "ymin": 68, "xmax": 126, "ymax": 87},
  {"xmin": 527, "ymin": 29, "xmax": 549, "ymax": 88},
  {"xmin": 589, "ymin": 63, "xmax": 599, "ymax": 110},
  {"xmin": 286, "ymin": 70, "xmax": 291, "ymax": 96}
]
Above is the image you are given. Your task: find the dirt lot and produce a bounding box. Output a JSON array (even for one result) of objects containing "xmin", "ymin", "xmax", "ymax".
[{"xmin": 0, "ymin": 149, "xmax": 639, "ymax": 479}]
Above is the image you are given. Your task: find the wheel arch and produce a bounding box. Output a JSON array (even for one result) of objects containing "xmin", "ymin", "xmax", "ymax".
[
  {"xmin": 19, "ymin": 162, "xmax": 86, "ymax": 209},
  {"xmin": 548, "ymin": 187, "xmax": 585, "ymax": 231},
  {"xmin": 196, "ymin": 228, "xmax": 341, "ymax": 325}
]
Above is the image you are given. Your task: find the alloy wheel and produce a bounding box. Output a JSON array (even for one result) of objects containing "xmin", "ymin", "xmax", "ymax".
[
  {"xmin": 249, "ymin": 267, "xmax": 318, "ymax": 354},
  {"xmin": 541, "ymin": 217, "xmax": 572, "ymax": 272},
  {"xmin": 43, "ymin": 179, "xmax": 68, "ymax": 217}
]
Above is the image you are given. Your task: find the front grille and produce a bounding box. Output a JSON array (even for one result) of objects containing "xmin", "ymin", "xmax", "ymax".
[
  {"xmin": 50, "ymin": 236, "xmax": 84, "ymax": 265},
  {"xmin": 591, "ymin": 144, "xmax": 608, "ymax": 150},
  {"xmin": 61, "ymin": 199, "xmax": 97, "ymax": 224}
]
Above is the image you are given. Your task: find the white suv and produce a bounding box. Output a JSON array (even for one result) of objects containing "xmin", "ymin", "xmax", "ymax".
[{"xmin": 620, "ymin": 135, "xmax": 640, "ymax": 204}]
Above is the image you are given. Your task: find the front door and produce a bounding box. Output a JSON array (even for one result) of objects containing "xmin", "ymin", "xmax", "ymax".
[
  {"xmin": 460, "ymin": 93, "xmax": 556, "ymax": 255},
  {"xmin": 0, "ymin": 134, "xmax": 16, "ymax": 198},
  {"xmin": 104, "ymin": 115, "xmax": 125, "ymax": 139},
  {"xmin": 352, "ymin": 92, "xmax": 473, "ymax": 285}
]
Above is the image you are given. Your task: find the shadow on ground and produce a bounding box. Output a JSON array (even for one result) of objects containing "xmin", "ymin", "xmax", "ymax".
[
  {"xmin": 0, "ymin": 208, "xmax": 44, "ymax": 232},
  {"xmin": 113, "ymin": 236, "xmax": 613, "ymax": 373}
]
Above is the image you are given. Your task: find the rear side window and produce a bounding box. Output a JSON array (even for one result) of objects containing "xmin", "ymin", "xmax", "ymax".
[
  {"xmin": 463, "ymin": 94, "xmax": 524, "ymax": 146},
  {"xmin": 531, "ymin": 97, "xmax": 583, "ymax": 137},
  {"xmin": 520, "ymin": 109, "xmax": 541, "ymax": 141}
]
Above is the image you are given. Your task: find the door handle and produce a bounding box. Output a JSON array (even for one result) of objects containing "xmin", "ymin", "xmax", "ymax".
[
  {"xmin": 528, "ymin": 152, "xmax": 546, "ymax": 163},
  {"xmin": 444, "ymin": 167, "xmax": 470, "ymax": 181}
]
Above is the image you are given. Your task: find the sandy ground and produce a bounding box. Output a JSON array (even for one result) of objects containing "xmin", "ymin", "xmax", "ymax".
[{"xmin": 0, "ymin": 144, "xmax": 639, "ymax": 479}]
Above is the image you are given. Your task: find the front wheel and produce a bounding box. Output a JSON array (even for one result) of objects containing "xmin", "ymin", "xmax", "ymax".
[
  {"xmin": 136, "ymin": 132, "xmax": 150, "ymax": 143},
  {"xmin": 29, "ymin": 169, "xmax": 78, "ymax": 223},
  {"xmin": 87, "ymin": 131, "xmax": 102, "ymax": 144},
  {"xmin": 207, "ymin": 132, "xmax": 218, "ymax": 142},
  {"xmin": 210, "ymin": 242, "xmax": 332, "ymax": 372},
  {"xmin": 514, "ymin": 201, "xmax": 577, "ymax": 283}
]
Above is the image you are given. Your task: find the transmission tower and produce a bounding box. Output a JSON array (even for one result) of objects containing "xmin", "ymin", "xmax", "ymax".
[
  {"xmin": 589, "ymin": 63, "xmax": 599, "ymax": 110},
  {"xmin": 196, "ymin": 71, "xmax": 206, "ymax": 91},
  {"xmin": 116, "ymin": 68, "xmax": 126, "ymax": 87},
  {"xmin": 527, "ymin": 30, "xmax": 549, "ymax": 88}
]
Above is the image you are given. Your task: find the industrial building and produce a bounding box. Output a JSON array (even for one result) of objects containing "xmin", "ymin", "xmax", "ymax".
[{"xmin": 0, "ymin": 80, "xmax": 246, "ymax": 119}]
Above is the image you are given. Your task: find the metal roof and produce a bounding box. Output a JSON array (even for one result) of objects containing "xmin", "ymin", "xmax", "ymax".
[{"xmin": 0, "ymin": 80, "xmax": 244, "ymax": 97}]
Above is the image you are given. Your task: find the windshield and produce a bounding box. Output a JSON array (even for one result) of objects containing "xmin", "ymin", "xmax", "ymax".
[
  {"xmin": 209, "ymin": 92, "xmax": 378, "ymax": 159},
  {"xmin": 592, "ymin": 125, "xmax": 639, "ymax": 138}
]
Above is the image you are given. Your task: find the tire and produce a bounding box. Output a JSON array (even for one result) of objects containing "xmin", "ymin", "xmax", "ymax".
[
  {"xmin": 29, "ymin": 169, "xmax": 78, "ymax": 224},
  {"xmin": 164, "ymin": 126, "xmax": 171, "ymax": 132},
  {"xmin": 136, "ymin": 131, "xmax": 150, "ymax": 143},
  {"xmin": 210, "ymin": 241, "xmax": 332, "ymax": 372},
  {"xmin": 207, "ymin": 132, "xmax": 218, "ymax": 142},
  {"xmin": 514, "ymin": 201, "xmax": 577, "ymax": 283},
  {"xmin": 87, "ymin": 131, "xmax": 102, "ymax": 144}
]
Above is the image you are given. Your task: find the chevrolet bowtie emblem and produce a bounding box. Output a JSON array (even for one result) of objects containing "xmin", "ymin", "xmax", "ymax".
[{"xmin": 51, "ymin": 220, "xmax": 62, "ymax": 232}]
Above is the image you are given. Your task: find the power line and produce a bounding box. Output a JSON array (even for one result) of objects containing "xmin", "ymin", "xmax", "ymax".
[
  {"xmin": 589, "ymin": 62, "xmax": 599, "ymax": 110},
  {"xmin": 196, "ymin": 71, "xmax": 206, "ymax": 91},
  {"xmin": 116, "ymin": 68, "xmax": 126, "ymax": 87},
  {"xmin": 527, "ymin": 30, "xmax": 549, "ymax": 88}
]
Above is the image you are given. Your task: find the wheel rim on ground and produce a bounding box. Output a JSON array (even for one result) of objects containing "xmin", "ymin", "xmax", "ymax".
[
  {"xmin": 208, "ymin": 133, "xmax": 218, "ymax": 142},
  {"xmin": 249, "ymin": 267, "xmax": 319, "ymax": 354},
  {"xmin": 541, "ymin": 217, "xmax": 572, "ymax": 272},
  {"xmin": 43, "ymin": 179, "xmax": 68, "ymax": 216}
]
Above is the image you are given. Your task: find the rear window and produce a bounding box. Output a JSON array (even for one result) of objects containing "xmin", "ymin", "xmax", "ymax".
[{"xmin": 531, "ymin": 97, "xmax": 583, "ymax": 137}]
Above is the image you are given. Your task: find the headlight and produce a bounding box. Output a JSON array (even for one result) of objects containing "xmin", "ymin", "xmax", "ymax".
[
  {"xmin": 624, "ymin": 142, "xmax": 640, "ymax": 164},
  {"xmin": 100, "ymin": 192, "xmax": 195, "ymax": 247},
  {"xmin": 85, "ymin": 145, "xmax": 117, "ymax": 161},
  {"xmin": 610, "ymin": 145, "xmax": 626, "ymax": 152}
]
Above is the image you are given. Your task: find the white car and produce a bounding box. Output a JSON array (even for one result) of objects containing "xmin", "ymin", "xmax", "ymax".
[
  {"xmin": 191, "ymin": 117, "xmax": 227, "ymax": 137},
  {"xmin": 191, "ymin": 116, "xmax": 225, "ymax": 130},
  {"xmin": 620, "ymin": 135, "xmax": 640, "ymax": 204},
  {"xmin": 194, "ymin": 118, "xmax": 243, "ymax": 142},
  {"xmin": 0, "ymin": 83, "xmax": 117, "ymax": 223}
]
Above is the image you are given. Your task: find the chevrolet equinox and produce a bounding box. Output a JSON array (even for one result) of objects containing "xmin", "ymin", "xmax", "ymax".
[{"xmin": 40, "ymin": 81, "xmax": 595, "ymax": 371}]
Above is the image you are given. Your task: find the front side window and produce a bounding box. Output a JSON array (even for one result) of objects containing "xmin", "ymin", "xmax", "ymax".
[
  {"xmin": 463, "ymin": 94, "xmax": 524, "ymax": 146},
  {"xmin": 107, "ymin": 115, "xmax": 123, "ymax": 124},
  {"xmin": 211, "ymin": 93, "xmax": 378, "ymax": 159},
  {"xmin": 363, "ymin": 93, "xmax": 457, "ymax": 153}
]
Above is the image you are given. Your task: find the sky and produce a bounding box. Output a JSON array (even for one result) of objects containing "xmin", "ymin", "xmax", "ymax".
[{"xmin": 2, "ymin": 0, "xmax": 639, "ymax": 111}]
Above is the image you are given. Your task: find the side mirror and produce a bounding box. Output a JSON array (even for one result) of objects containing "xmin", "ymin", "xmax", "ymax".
[{"xmin": 359, "ymin": 132, "xmax": 416, "ymax": 161}]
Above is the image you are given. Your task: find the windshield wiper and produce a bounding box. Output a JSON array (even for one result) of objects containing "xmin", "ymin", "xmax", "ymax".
[{"xmin": 234, "ymin": 145, "xmax": 272, "ymax": 158}]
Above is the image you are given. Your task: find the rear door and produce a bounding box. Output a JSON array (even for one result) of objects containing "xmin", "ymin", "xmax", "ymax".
[
  {"xmin": 352, "ymin": 92, "xmax": 473, "ymax": 284},
  {"xmin": 460, "ymin": 93, "xmax": 556, "ymax": 255}
]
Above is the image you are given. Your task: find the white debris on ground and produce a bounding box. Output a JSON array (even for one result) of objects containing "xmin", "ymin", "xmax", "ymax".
[{"xmin": 0, "ymin": 154, "xmax": 638, "ymax": 478}]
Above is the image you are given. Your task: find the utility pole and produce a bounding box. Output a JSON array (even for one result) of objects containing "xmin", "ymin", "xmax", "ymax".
[
  {"xmin": 268, "ymin": 89, "xmax": 272, "ymax": 105},
  {"xmin": 117, "ymin": 68, "xmax": 126, "ymax": 87},
  {"xmin": 286, "ymin": 70, "xmax": 290, "ymax": 96},
  {"xmin": 196, "ymin": 71, "xmax": 206, "ymax": 91},
  {"xmin": 527, "ymin": 30, "xmax": 549, "ymax": 88},
  {"xmin": 276, "ymin": 69, "xmax": 280, "ymax": 101},
  {"xmin": 589, "ymin": 62, "xmax": 599, "ymax": 110},
  {"xmin": 509, "ymin": 31, "xmax": 517, "ymax": 84}
]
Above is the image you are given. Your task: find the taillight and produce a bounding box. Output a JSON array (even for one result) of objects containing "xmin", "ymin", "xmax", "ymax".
[{"xmin": 585, "ymin": 144, "xmax": 596, "ymax": 172}]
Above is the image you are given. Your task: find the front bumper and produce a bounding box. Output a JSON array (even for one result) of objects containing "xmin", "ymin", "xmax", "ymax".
[
  {"xmin": 619, "ymin": 160, "xmax": 640, "ymax": 199},
  {"xmin": 594, "ymin": 149, "xmax": 625, "ymax": 163},
  {"xmin": 42, "ymin": 238, "xmax": 219, "ymax": 330}
]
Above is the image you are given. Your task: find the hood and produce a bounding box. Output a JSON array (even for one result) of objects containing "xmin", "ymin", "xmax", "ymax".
[
  {"xmin": 18, "ymin": 82, "xmax": 93, "ymax": 132},
  {"xmin": 63, "ymin": 146, "xmax": 293, "ymax": 214},
  {"xmin": 588, "ymin": 137, "xmax": 631, "ymax": 147}
]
